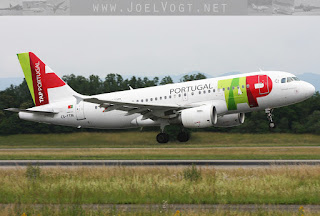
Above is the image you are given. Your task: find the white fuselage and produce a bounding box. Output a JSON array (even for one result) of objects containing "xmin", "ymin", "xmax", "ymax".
[{"xmin": 19, "ymin": 71, "xmax": 315, "ymax": 129}]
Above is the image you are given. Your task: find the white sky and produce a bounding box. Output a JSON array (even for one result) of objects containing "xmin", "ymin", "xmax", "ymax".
[{"xmin": 0, "ymin": 16, "xmax": 319, "ymax": 78}]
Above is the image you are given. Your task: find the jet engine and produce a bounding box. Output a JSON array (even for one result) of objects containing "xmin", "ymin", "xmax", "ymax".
[
  {"xmin": 214, "ymin": 113, "xmax": 245, "ymax": 127},
  {"xmin": 180, "ymin": 105, "xmax": 217, "ymax": 128}
]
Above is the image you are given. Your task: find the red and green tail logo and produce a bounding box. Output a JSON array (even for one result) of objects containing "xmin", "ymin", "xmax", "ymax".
[{"xmin": 17, "ymin": 52, "xmax": 66, "ymax": 106}]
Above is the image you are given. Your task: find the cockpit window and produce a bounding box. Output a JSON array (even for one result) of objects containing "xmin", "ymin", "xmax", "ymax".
[
  {"xmin": 287, "ymin": 77, "xmax": 294, "ymax": 82},
  {"xmin": 292, "ymin": 77, "xmax": 300, "ymax": 81},
  {"xmin": 281, "ymin": 77, "xmax": 300, "ymax": 84}
]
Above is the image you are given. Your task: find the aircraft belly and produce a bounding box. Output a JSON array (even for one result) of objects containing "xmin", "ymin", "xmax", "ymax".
[{"xmin": 85, "ymin": 110, "xmax": 139, "ymax": 129}]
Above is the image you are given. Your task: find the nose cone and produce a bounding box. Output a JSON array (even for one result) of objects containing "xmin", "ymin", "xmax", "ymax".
[{"xmin": 305, "ymin": 82, "xmax": 315, "ymax": 98}]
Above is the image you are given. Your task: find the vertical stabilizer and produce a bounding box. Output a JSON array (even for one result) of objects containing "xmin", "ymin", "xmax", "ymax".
[{"xmin": 17, "ymin": 52, "xmax": 77, "ymax": 106}]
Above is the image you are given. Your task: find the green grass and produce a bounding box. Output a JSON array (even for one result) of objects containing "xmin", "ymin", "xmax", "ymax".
[
  {"xmin": 0, "ymin": 132, "xmax": 319, "ymax": 148},
  {"xmin": 1, "ymin": 146, "xmax": 320, "ymax": 160},
  {"xmin": 0, "ymin": 204, "xmax": 315, "ymax": 216},
  {"xmin": 1, "ymin": 166, "xmax": 320, "ymax": 205}
]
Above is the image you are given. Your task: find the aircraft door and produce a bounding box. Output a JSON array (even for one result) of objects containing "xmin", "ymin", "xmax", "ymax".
[
  {"xmin": 257, "ymin": 75, "xmax": 270, "ymax": 95},
  {"xmin": 76, "ymin": 101, "xmax": 86, "ymax": 120}
]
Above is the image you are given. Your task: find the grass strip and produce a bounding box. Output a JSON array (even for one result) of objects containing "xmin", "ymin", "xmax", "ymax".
[
  {"xmin": 0, "ymin": 132, "xmax": 319, "ymax": 148},
  {"xmin": 0, "ymin": 204, "xmax": 316, "ymax": 216},
  {"xmin": 1, "ymin": 147, "xmax": 320, "ymax": 160},
  {"xmin": 1, "ymin": 166, "xmax": 320, "ymax": 205}
]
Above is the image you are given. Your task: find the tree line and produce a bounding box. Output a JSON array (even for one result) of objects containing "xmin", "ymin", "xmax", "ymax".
[{"xmin": 0, "ymin": 73, "xmax": 319, "ymax": 135}]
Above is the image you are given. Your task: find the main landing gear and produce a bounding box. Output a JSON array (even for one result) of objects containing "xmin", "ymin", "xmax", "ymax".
[
  {"xmin": 177, "ymin": 131, "xmax": 190, "ymax": 142},
  {"xmin": 157, "ymin": 124, "xmax": 170, "ymax": 144},
  {"xmin": 156, "ymin": 125, "xmax": 190, "ymax": 144},
  {"xmin": 156, "ymin": 133, "xmax": 169, "ymax": 143},
  {"xmin": 265, "ymin": 108, "xmax": 276, "ymax": 128}
]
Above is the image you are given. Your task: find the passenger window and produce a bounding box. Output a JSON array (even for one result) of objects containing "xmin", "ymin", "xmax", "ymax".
[
  {"xmin": 141, "ymin": 99, "xmax": 143, "ymax": 102},
  {"xmin": 150, "ymin": 98, "xmax": 153, "ymax": 101},
  {"xmin": 203, "ymin": 91, "xmax": 206, "ymax": 94},
  {"xmin": 184, "ymin": 93, "xmax": 187, "ymax": 96},
  {"xmin": 213, "ymin": 89, "xmax": 215, "ymax": 92},
  {"xmin": 169, "ymin": 95, "xmax": 172, "ymax": 99},
  {"xmin": 242, "ymin": 85, "xmax": 244, "ymax": 88},
  {"xmin": 191, "ymin": 92, "xmax": 194, "ymax": 96},
  {"xmin": 233, "ymin": 87, "xmax": 235, "ymax": 90},
  {"xmin": 223, "ymin": 88, "xmax": 225, "ymax": 91},
  {"xmin": 164, "ymin": 96, "xmax": 167, "ymax": 99},
  {"xmin": 146, "ymin": 99, "xmax": 148, "ymax": 102},
  {"xmin": 155, "ymin": 97, "xmax": 157, "ymax": 101},
  {"xmin": 160, "ymin": 97, "xmax": 162, "ymax": 100},
  {"xmin": 227, "ymin": 87, "xmax": 230, "ymax": 90},
  {"xmin": 178, "ymin": 94, "xmax": 181, "ymax": 97},
  {"xmin": 281, "ymin": 78, "xmax": 287, "ymax": 83},
  {"xmin": 246, "ymin": 84, "xmax": 250, "ymax": 88},
  {"xmin": 199, "ymin": 91, "xmax": 201, "ymax": 94}
]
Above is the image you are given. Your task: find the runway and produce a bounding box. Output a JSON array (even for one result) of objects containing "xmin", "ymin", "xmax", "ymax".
[{"xmin": 1, "ymin": 160, "xmax": 320, "ymax": 167}]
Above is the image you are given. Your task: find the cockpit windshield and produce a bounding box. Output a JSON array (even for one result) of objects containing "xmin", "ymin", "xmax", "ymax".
[
  {"xmin": 292, "ymin": 77, "xmax": 300, "ymax": 81},
  {"xmin": 281, "ymin": 76, "xmax": 300, "ymax": 83}
]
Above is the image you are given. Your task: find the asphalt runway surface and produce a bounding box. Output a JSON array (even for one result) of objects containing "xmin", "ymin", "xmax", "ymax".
[{"xmin": 1, "ymin": 160, "xmax": 320, "ymax": 167}]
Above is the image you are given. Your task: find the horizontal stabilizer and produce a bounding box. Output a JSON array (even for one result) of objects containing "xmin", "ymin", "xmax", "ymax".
[{"xmin": 5, "ymin": 108, "xmax": 58, "ymax": 115}]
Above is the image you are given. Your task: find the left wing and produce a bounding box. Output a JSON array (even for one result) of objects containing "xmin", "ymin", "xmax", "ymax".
[{"xmin": 82, "ymin": 97, "xmax": 195, "ymax": 120}]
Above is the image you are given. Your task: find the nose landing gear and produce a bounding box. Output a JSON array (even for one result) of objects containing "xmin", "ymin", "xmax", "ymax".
[{"xmin": 265, "ymin": 108, "xmax": 276, "ymax": 128}]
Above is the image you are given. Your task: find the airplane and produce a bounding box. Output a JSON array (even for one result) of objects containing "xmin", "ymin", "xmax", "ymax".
[
  {"xmin": 295, "ymin": 4, "xmax": 320, "ymax": 12},
  {"xmin": 251, "ymin": 3, "xmax": 269, "ymax": 12},
  {"xmin": 5, "ymin": 52, "xmax": 316, "ymax": 143},
  {"xmin": 0, "ymin": 4, "xmax": 23, "ymax": 11},
  {"xmin": 46, "ymin": 1, "xmax": 67, "ymax": 13}
]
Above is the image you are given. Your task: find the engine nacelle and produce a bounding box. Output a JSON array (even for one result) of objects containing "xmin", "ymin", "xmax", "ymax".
[
  {"xmin": 214, "ymin": 113, "xmax": 245, "ymax": 127},
  {"xmin": 180, "ymin": 105, "xmax": 217, "ymax": 128}
]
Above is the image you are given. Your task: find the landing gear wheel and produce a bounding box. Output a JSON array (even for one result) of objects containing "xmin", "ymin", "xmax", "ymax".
[
  {"xmin": 269, "ymin": 122, "xmax": 276, "ymax": 128},
  {"xmin": 177, "ymin": 131, "xmax": 190, "ymax": 142},
  {"xmin": 156, "ymin": 133, "xmax": 169, "ymax": 144},
  {"xmin": 265, "ymin": 108, "xmax": 276, "ymax": 129}
]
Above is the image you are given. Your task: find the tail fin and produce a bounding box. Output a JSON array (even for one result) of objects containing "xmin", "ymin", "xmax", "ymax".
[{"xmin": 17, "ymin": 52, "xmax": 77, "ymax": 106}]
